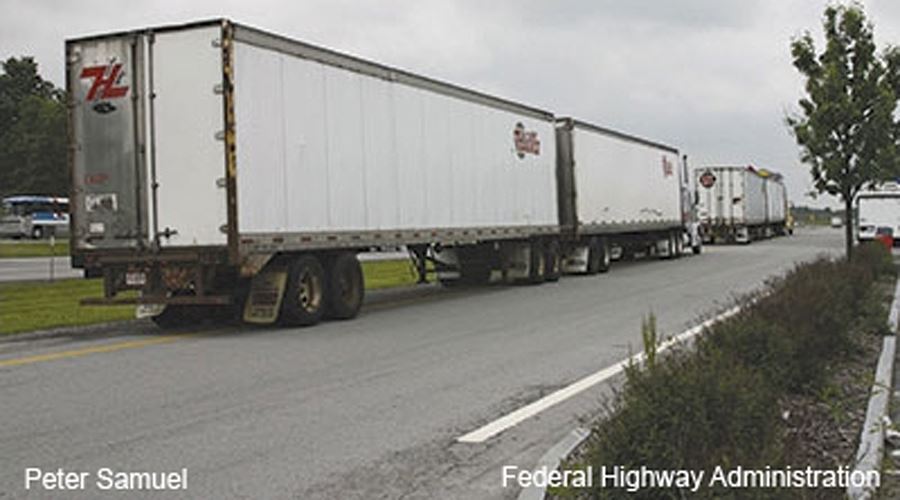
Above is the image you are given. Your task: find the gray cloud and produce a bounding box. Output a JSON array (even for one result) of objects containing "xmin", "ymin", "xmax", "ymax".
[{"xmin": 2, "ymin": 0, "xmax": 899, "ymax": 207}]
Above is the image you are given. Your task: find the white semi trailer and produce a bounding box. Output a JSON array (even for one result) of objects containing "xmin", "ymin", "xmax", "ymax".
[
  {"xmin": 555, "ymin": 119, "xmax": 700, "ymax": 268},
  {"xmin": 695, "ymin": 166, "xmax": 788, "ymax": 243},
  {"xmin": 67, "ymin": 19, "xmax": 698, "ymax": 328}
]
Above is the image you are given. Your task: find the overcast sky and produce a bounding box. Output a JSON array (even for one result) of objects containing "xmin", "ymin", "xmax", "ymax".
[{"xmin": 3, "ymin": 0, "xmax": 900, "ymax": 208}]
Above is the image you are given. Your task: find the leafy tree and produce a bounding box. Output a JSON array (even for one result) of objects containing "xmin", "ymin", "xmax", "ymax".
[
  {"xmin": 788, "ymin": 3, "xmax": 899, "ymax": 260},
  {"xmin": 0, "ymin": 57, "xmax": 67, "ymax": 198}
]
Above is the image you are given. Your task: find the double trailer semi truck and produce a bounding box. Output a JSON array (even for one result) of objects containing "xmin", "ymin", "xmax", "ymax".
[
  {"xmin": 67, "ymin": 19, "xmax": 699, "ymax": 328},
  {"xmin": 694, "ymin": 166, "xmax": 789, "ymax": 244}
]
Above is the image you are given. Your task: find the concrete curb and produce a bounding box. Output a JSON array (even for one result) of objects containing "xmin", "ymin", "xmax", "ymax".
[
  {"xmin": 514, "ymin": 305, "xmax": 744, "ymax": 500},
  {"xmin": 847, "ymin": 277, "xmax": 900, "ymax": 500},
  {"xmin": 517, "ymin": 427, "xmax": 590, "ymax": 500}
]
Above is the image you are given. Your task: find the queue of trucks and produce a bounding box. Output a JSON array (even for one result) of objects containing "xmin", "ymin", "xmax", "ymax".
[
  {"xmin": 694, "ymin": 166, "xmax": 791, "ymax": 244},
  {"xmin": 66, "ymin": 19, "xmax": 786, "ymax": 328}
]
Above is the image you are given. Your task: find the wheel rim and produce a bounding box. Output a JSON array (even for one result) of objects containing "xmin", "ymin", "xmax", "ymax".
[{"xmin": 297, "ymin": 270, "xmax": 322, "ymax": 313}]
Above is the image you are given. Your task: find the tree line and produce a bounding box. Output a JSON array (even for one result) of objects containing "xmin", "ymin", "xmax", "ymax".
[{"xmin": 0, "ymin": 57, "xmax": 67, "ymax": 199}]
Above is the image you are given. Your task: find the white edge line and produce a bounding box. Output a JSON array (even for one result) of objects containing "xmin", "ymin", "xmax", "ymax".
[{"xmin": 456, "ymin": 305, "xmax": 742, "ymax": 444}]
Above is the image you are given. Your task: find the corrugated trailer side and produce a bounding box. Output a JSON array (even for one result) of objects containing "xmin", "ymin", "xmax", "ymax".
[
  {"xmin": 765, "ymin": 178, "xmax": 786, "ymax": 224},
  {"xmin": 230, "ymin": 25, "xmax": 558, "ymax": 250},
  {"xmin": 68, "ymin": 19, "xmax": 565, "ymax": 328},
  {"xmin": 743, "ymin": 169, "xmax": 767, "ymax": 225},
  {"xmin": 555, "ymin": 118, "xmax": 691, "ymax": 271}
]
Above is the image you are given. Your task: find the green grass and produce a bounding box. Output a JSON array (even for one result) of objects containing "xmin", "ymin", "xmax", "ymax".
[
  {"xmin": 0, "ymin": 279, "xmax": 134, "ymax": 335},
  {"xmin": 0, "ymin": 239, "xmax": 70, "ymax": 258},
  {"xmin": 0, "ymin": 258, "xmax": 426, "ymax": 335}
]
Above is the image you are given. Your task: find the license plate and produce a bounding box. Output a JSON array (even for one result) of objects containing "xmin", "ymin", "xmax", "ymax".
[{"xmin": 125, "ymin": 271, "xmax": 146, "ymax": 286}]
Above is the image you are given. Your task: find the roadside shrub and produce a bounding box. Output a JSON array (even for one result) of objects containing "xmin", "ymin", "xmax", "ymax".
[
  {"xmin": 705, "ymin": 258, "xmax": 873, "ymax": 393},
  {"xmin": 568, "ymin": 254, "xmax": 895, "ymax": 499},
  {"xmin": 582, "ymin": 346, "xmax": 782, "ymax": 499},
  {"xmin": 851, "ymin": 241, "xmax": 895, "ymax": 280}
]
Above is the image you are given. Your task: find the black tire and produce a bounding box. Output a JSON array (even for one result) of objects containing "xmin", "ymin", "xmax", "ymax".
[
  {"xmin": 31, "ymin": 226, "xmax": 43, "ymax": 239},
  {"xmin": 528, "ymin": 240, "xmax": 546, "ymax": 284},
  {"xmin": 151, "ymin": 305, "xmax": 189, "ymax": 329},
  {"xmin": 544, "ymin": 240, "xmax": 561, "ymax": 282},
  {"xmin": 692, "ymin": 243, "xmax": 702, "ymax": 255},
  {"xmin": 586, "ymin": 237, "xmax": 610, "ymax": 274},
  {"xmin": 674, "ymin": 232, "xmax": 684, "ymax": 258},
  {"xmin": 325, "ymin": 252, "xmax": 364, "ymax": 320},
  {"xmin": 597, "ymin": 237, "xmax": 611, "ymax": 273},
  {"xmin": 280, "ymin": 255, "xmax": 326, "ymax": 327}
]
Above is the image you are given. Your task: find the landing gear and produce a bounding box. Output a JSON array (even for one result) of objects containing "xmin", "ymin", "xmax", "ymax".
[
  {"xmin": 528, "ymin": 240, "xmax": 546, "ymax": 284},
  {"xmin": 544, "ymin": 240, "xmax": 561, "ymax": 282}
]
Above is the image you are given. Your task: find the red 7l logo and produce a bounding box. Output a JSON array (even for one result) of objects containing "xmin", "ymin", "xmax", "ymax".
[{"xmin": 80, "ymin": 63, "xmax": 129, "ymax": 101}]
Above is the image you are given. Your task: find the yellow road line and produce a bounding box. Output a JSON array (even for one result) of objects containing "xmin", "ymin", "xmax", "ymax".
[{"xmin": 0, "ymin": 334, "xmax": 194, "ymax": 368}]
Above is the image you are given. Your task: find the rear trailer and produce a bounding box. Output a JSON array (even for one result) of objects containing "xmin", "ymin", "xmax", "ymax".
[
  {"xmin": 694, "ymin": 166, "xmax": 787, "ymax": 243},
  {"xmin": 67, "ymin": 19, "xmax": 559, "ymax": 326},
  {"xmin": 554, "ymin": 118, "xmax": 696, "ymax": 270}
]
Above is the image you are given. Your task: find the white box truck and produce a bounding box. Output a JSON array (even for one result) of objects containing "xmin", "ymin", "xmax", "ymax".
[
  {"xmin": 857, "ymin": 183, "xmax": 900, "ymax": 242},
  {"xmin": 68, "ymin": 19, "xmax": 699, "ymax": 328},
  {"xmin": 695, "ymin": 166, "xmax": 788, "ymax": 243}
]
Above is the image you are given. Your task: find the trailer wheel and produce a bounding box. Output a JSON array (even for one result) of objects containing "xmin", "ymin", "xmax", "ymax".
[
  {"xmin": 673, "ymin": 232, "xmax": 684, "ymax": 258},
  {"xmin": 692, "ymin": 241, "xmax": 702, "ymax": 255},
  {"xmin": 528, "ymin": 240, "xmax": 546, "ymax": 284},
  {"xmin": 280, "ymin": 255, "xmax": 326, "ymax": 327},
  {"xmin": 31, "ymin": 226, "xmax": 44, "ymax": 239},
  {"xmin": 151, "ymin": 305, "xmax": 188, "ymax": 329},
  {"xmin": 544, "ymin": 240, "xmax": 561, "ymax": 282},
  {"xmin": 598, "ymin": 238, "xmax": 611, "ymax": 272},
  {"xmin": 587, "ymin": 237, "xmax": 610, "ymax": 274},
  {"xmin": 325, "ymin": 252, "xmax": 364, "ymax": 320},
  {"xmin": 661, "ymin": 234, "xmax": 676, "ymax": 259}
]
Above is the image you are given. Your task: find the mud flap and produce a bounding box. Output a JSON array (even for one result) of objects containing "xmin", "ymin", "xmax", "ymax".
[
  {"xmin": 243, "ymin": 269, "xmax": 288, "ymax": 324},
  {"xmin": 136, "ymin": 304, "xmax": 166, "ymax": 319}
]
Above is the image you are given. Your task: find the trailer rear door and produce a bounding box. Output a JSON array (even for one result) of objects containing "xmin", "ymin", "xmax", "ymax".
[
  {"xmin": 69, "ymin": 23, "xmax": 229, "ymax": 251},
  {"xmin": 151, "ymin": 26, "xmax": 228, "ymax": 247},
  {"xmin": 68, "ymin": 35, "xmax": 148, "ymax": 249}
]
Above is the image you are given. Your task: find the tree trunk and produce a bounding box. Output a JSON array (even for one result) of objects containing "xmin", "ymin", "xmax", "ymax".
[{"xmin": 844, "ymin": 196, "xmax": 854, "ymax": 261}]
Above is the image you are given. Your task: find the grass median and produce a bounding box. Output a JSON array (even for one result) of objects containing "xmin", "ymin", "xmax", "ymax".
[
  {"xmin": 0, "ymin": 279, "xmax": 134, "ymax": 335},
  {"xmin": 0, "ymin": 239, "xmax": 70, "ymax": 258},
  {"xmin": 0, "ymin": 258, "xmax": 423, "ymax": 335}
]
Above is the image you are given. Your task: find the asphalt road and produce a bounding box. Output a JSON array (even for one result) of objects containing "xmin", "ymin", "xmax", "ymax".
[
  {"xmin": 0, "ymin": 257, "xmax": 82, "ymax": 282},
  {"xmin": 0, "ymin": 228, "xmax": 842, "ymax": 499}
]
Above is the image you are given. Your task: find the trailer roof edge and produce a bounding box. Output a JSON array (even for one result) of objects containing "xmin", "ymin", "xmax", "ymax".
[
  {"xmin": 65, "ymin": 18, "xmax": 226, "ymax": 44},
  {"xmin": 230, "ymin": 22, "xmax": 555, "ymax": 122},
  {"xmin": 66, "ymin": 18, "xmax": 556, "ymax": 122},
  {"xmin": 558, "ymin": 117, "xmax": 679, "ymax": 154}
]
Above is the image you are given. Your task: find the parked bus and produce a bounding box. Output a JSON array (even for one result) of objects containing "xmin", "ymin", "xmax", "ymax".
[{"xmin": 0, "ymin": 196, "xmax": 70, "ymax": 239}]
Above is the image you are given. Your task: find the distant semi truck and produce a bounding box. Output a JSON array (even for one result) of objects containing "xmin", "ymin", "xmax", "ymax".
[
  {"xmin": 857, "ymin": 183, "xmax": 900, "ymax": 243},
  {"xmin": 694, "ymin": 166, "xmax": 789, "ymax": 244},
  {"xmin": 67, "ymin": 19, "xmax": 700, "ymax": 328}
]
